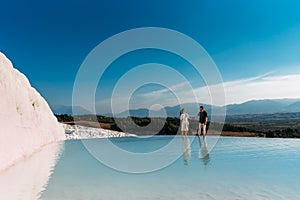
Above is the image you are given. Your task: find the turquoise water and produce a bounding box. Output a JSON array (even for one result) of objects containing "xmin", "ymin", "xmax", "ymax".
[{"xmin": 40, "ymin": 136, "xmax": 300, "ymax": 200}]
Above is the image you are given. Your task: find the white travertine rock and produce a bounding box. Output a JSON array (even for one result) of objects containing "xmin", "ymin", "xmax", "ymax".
[
  {"xmin": 62, "ymin": 124, "xmax": 135, "ymax": 140},
  {"xmin": 0, "ymin": 52, "xmax": 65, "ymax": 172},
  {"xmin": 0, "ymin": 142, "xmax": 64, "ymax": 200}
]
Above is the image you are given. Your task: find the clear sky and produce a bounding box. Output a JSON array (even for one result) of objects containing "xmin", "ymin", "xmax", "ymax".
[{"xmin": 1, "ymin": 0, "xmax": 300, "ymax": 113}]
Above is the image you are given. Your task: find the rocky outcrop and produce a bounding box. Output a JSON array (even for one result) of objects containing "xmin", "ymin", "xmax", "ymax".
[{"xmin": 0, "ymin": 52, "xmax": 65, "ymax": 172}]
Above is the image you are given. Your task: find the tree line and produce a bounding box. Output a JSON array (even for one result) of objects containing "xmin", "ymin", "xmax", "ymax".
[{"xmin": 55, "ymin": 114, "xmax": 300, "ymax": 138}]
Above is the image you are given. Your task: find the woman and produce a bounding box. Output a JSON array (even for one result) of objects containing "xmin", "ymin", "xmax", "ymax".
[{"xmin": 180, "ymin": 108, "xmax": 190, "ymax": 136}]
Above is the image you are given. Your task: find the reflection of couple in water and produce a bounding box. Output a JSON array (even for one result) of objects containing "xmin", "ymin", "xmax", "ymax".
[
  {"xmin": 181, "ymin": 135, "xmax": 210, "ymax": 166},
  {"xmin": 180, "ymin": 106, "xmax": 210, "ymax": 165},
  {"xmin": 180, "ymin": 106, "xmax": 208, "ymax": 139}
]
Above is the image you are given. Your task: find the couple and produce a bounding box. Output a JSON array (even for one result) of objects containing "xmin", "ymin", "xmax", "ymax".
[{"xmin": 180, "ymin": 106, "xmax": 208, "ymax": 138}]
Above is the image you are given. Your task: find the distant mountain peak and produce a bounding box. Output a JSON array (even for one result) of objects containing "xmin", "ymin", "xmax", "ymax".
[
  {"xmin": 52, "ymin": 98, "xmax": 300, "ymax": 117},
  {"xmin": 50, "ymin": 105, "xmax": 91, "ymax": 115}
]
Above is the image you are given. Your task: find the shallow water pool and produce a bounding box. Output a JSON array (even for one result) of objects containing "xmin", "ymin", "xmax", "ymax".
[{"xmin": 38, "ymin": 136, "xmax": 300, "ymax": 200}]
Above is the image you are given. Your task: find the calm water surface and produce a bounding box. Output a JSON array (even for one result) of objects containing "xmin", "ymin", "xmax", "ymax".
[{"xmin": 40, "ymin": 136, "xmax": 300, "ymax": 200}]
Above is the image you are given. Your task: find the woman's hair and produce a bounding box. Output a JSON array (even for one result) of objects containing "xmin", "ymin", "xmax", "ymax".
[{"xmin": 180, "ymin": 108, "xmax": 185, "ymax": 116}]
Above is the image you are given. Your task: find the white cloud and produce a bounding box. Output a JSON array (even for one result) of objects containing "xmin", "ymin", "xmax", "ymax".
[
  {"xmin": 215, "ymin": 73, "xmax": 300, "ymax": 105},
  {"xmin": 95, "ymin": 73, "xmax": 300, "ymax": 113},
  {"xmin": 138, "ymin": 82, "xmax": 188, "ymax": 98}
]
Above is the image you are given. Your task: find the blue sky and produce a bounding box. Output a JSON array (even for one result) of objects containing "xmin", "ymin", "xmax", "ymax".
[{"xmin": 1, "ymin": 0, "xmax": 300, "ymax": 113}]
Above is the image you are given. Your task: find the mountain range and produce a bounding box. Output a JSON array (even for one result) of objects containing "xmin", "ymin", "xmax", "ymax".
[
  {"xmin": 111, "ymin": 98, "xmax": 300, "ymax": 117},
  {"xmin": 51, "ymin": 98, "xmax": 300, "ymax": 117},
  {"xmin": 50, "ymin": 105, "xmax": 91, "ymax": 115}
]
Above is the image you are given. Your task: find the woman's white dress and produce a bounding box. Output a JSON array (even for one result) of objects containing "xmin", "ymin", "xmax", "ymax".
[{"xmin": 180, "ymin": 113, "xmax": 189, "ymax": 131}]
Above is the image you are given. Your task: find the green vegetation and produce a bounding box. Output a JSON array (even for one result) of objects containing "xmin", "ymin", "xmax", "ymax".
[
  {"xmin": 227, "ymin": 120, "xmax": 300, "ymax": 138},
  {"xmin": 55, "ymin": 114, "xmax": 300, "ymax": 138},
  {"xmin": 55, "ymin": 114, "xmax": 74, "ymax": 122}
]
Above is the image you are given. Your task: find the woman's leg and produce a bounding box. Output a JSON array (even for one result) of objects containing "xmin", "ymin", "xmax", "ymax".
[{"xmin": 181, "ymin": 130, "xmax": 184, "ymax": 135}]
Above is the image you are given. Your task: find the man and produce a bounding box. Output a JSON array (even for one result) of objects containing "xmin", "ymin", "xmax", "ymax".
[{"xmin": 197, "ymin": 106, "xmax": 208, "ymax": 139}]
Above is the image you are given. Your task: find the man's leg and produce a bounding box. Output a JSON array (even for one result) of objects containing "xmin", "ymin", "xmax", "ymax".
[
  {"xmin": 202, "ymin": 124, "xmax": 207, "ymax": 138},
  {"xmin": 199, "ymin": 124, "xmax": 203, "ymax": 136},
  {"xmin": 197, "ymin": 123, "xmax": 201, "ymax": 136}
]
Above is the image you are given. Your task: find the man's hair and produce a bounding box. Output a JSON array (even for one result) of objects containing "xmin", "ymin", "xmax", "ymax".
[{"xmin": 200, "ymin": 106, "xmax": 204, "ymax": 109}]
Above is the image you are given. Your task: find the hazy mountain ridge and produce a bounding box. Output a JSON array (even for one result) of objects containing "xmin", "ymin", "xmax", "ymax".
[
  {"xmin": 286, "ymin": 101, "xmax": 300, "ymax": 112},
  {"xmin": 50, "ymin": 105, "xmax": 91, "ymax": 115},
  {"xmin": 111, "ymin": 99, "xmax": 300, "ymax": 117},
  {"xmin": 52, "ymin": 98, "xmax": 300, "ymax": 117}
]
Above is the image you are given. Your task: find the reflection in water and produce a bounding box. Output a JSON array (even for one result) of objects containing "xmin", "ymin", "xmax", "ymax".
[
  {"xmin": 197, "ymin": 136, "xmax": 211, "ymax": 166},
  {"xmin": 181, "ymin": 136, "xmax": 191, "ymax": 165},
  {"xmin": 38, "ymin": 137, "xmax": 300, "ymax": 199},
  {"xmin": 0, "ymin": 142, "xmax": 64, "ymax": 200}
]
